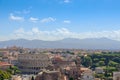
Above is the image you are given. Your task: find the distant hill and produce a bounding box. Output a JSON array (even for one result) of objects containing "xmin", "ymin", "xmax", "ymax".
[{"xmin": 0, "ymin": 38, "xmax": 120, "ymax": 49}]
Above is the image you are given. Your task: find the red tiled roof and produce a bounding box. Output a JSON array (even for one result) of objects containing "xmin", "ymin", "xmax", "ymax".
[{"xmin": 0, "ymin": 62, "xmax": 12, "ymax": 66}]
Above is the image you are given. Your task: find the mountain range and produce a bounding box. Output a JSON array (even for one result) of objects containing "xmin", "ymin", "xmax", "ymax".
[{"xmin": 0, "ymin": 38, "xmax": 120, "ymax": 49}]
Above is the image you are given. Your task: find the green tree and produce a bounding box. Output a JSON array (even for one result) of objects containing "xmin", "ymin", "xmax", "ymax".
[
  {"xmin": 0, "ymin": 75, "xmax": 4, "ymax": 80},
  {"xmin": 82, "ymin": 56, "xmax": 92, "ymax": 67},
  {"xmin": 98, "ymin": 61, "xmax": 105, "ymax": 66},
  {"xmin": 104, "ymin": 57, "xmax": 110, "ymax": 79},
  {"xmin": 69, "ymin": 77, "xmax": 74, "ymax": 80},
  {"xmin": 109, "ymin": 61, "xmax": 118, "ymax": 67},
  {"xmin": 31, "ymin": 76, "xmax": 34, "ymax": 80},
  {"xmin": 0, "ymin": 70, "xmax": 11, "ymax": 79},
  {"xmin": 7, "ymin": 66, "xmax": 21, "ymax": 75},
  {"xmin": 95, "ymin": 73, "xmax": 104, "ymax": 79},
  {"xmin": 93, "ymin": 58, "xmax": 99, "ymax": 63},
  {"xmin": 112, "ymin": 57, "xmax": 120, "ymax": 63}
]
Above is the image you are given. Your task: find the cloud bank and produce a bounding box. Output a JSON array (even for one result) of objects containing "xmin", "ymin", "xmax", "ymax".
[{"xmin": 11, "ymin": 27, "xmax": 120, "ymax": 41}]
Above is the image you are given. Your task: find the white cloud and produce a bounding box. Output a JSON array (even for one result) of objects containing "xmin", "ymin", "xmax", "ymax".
[
  {"xmin": 14, "ymin": 28, "xmax": 25, "ymax": 37},
  {"xmin": 14, "ymin": 28, "xmax": 33, "ymax": 39},
  {"xmin": 10, "ymin": 28, "xmax": 120, "ymax": 41},
  {"xmin": 56, "ymin": 28, "xmax": 70, "ymax": 34},
  {"xmin": 63, "ymin": 20, "xmax": 71, "ymax": 24},
  {"xmin": 29, "ymin": 17, "xmax": 39, "ymax": 23},
  {"xmin": 13, "ymin": 28, "xmax": 71, "ymax": 40},
  {"xmin": 9, "ymin": 13, "xmax": 24, "ymax": 21},
  {"xmin": 64, "ymin": 0, "xmax": 70, "ymax": 3},
  {"xmin": 32, "ymin": 28, "xmax": 40, "ymax": 33},
  {"xmin": 15, "ymin": 28, "xmax": 24, "ymax": 33},
  {"xmin": 40, "ymin": 17, "xmax": 56, "ymax": 23}
]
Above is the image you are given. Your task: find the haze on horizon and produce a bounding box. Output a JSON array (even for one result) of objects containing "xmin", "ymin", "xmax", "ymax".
[{"xmin": 1, "ymin": 0, "xmax": 120, "ymax": 41}]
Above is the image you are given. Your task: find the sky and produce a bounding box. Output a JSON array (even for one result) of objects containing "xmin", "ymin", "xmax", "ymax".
[{"xmin": 1, "ymin": 0, "xmax": 120, "ymax": 41}]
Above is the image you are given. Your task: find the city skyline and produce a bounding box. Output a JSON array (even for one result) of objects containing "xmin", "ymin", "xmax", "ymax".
[{"xmin": 1, "ymin": 0, "xmax": 120, "ymax": 41}]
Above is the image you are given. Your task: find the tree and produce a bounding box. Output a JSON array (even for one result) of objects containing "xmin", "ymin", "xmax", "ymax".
[
  {"xmin": 105, "ymin": 57, "xmax": 109, "ymax": 66},
  {"xmin": 109, "ymin": 61, "xmax": 118, "ymax": 67},
  {"xmin": 69, "ymin": 77, "xmax": 74, "ymax": 80},
  {"xmin": 7, "ymin": 66, "xmax": 21, "ymax": 75},
  {"xmin": 93, "ymin": 58, "xmax": 99, "ymax": 63},
  {"xmin": 82, "ymin": 56, "xmax": 92, "ymax": 67},
  {"xmin": 113, "ymin": 57, "xmax": 120, "ymax": 63},
  {"xmin": 31, "ymin": 76, "xmax": 34, "ymax": 80},
  {"xmin": 104, "ymin": 57, "xmax": 109, "ymax": 79},
  {"xmin": 0, "ymin": 75, "xmax": 4, "ymax": 80},
  {"xmin": 98, "ymin": 61, "xmax": 105, "ymax": 66},
  {"xmin": 95, "ymin": 73, "xmax": 104, "ymax": 79},
  {"xmin": 0, "ymin": 70, "xmax": 11, "ymax": 79}
]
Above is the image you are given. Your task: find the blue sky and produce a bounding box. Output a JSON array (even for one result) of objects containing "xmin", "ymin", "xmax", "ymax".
[{"xmin": 0, "ymin": 0, "xmax": 120, "ymax": 41}]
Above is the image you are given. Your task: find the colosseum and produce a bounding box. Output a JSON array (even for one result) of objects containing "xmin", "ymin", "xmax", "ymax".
[{"xmin": 17, "ymin": 53, "xmax": 52, "ymax": 74}]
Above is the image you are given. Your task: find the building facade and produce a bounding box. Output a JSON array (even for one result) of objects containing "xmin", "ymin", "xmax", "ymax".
[
  {"xmin": 81, "ymin": 70, "xmax": 94, "ymax": 80},
  {"xmin": 113, "ymin": 72, "xmax": 120, "ymax": 80},
  {"xmin": 17, "ymin": 53, "xmax": 52, "ymax": 74},
  {"xmin": 35, "ymin": 70, "xmax": 63, "ymax": 80}
]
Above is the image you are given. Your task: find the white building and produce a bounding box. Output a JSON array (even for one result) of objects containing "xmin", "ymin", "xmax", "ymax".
[
  {"xmin": 81, "ymin": 70, "xmax": 94, "ymax": 80},
  {"xmin": 95, "ymin": 67, "xmax": 104, "ymax": 74},
  {"xmin": 113, "ymin": 72, "xmax": 120, "ymax": 80},
  {"xmin": 11, "ymin": 75, "xmax": 35, "ymax": 80}
]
